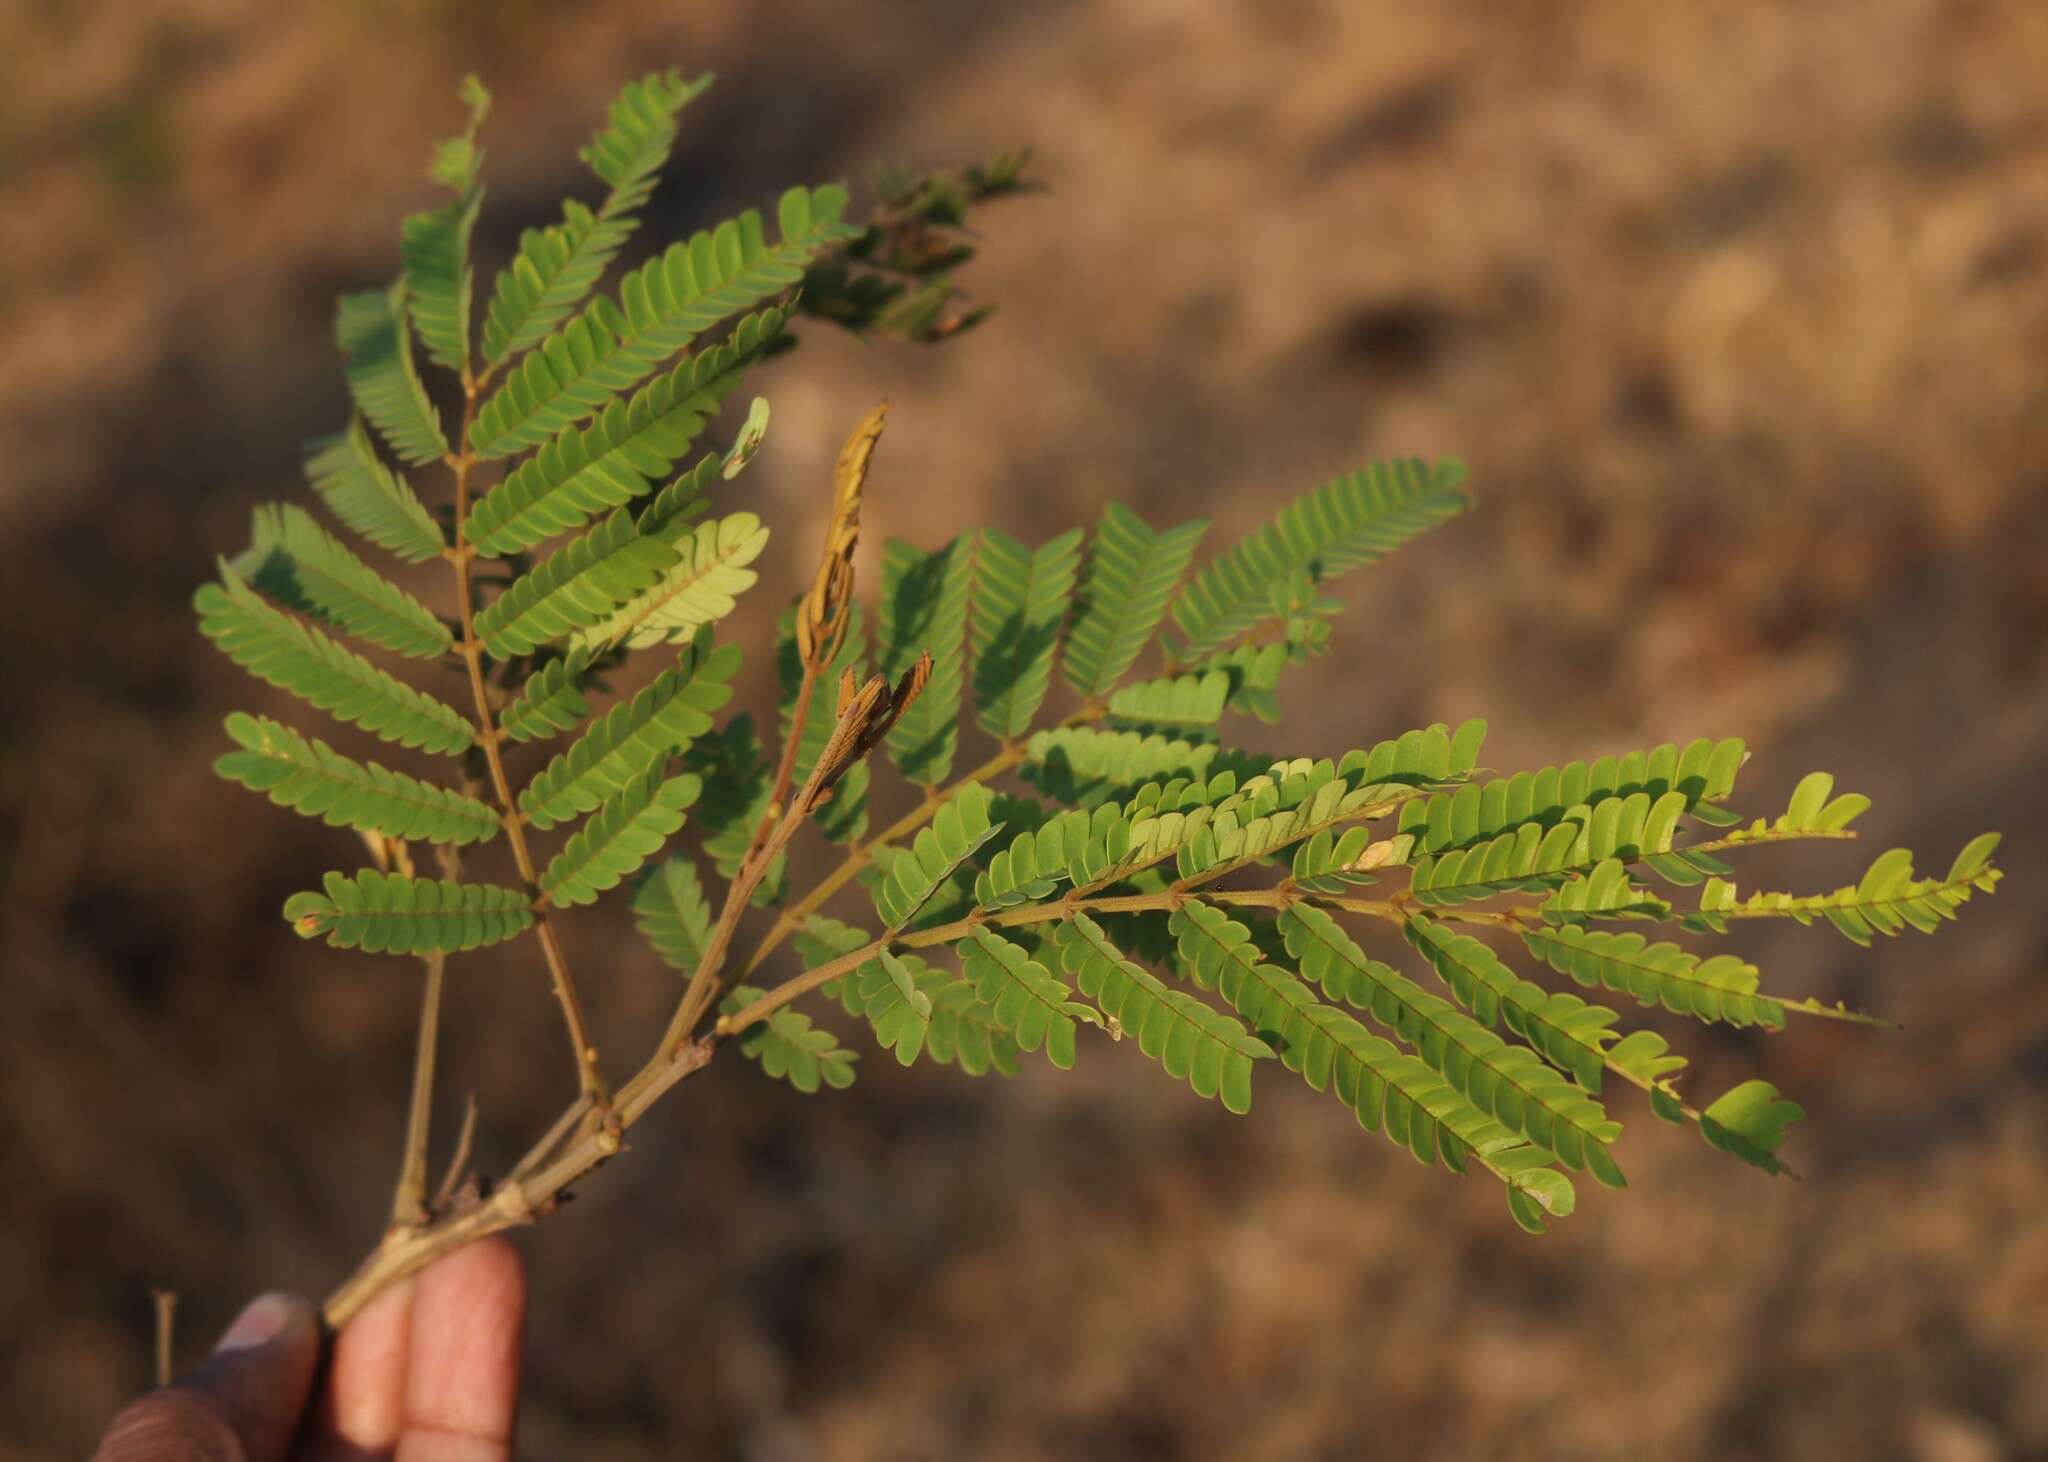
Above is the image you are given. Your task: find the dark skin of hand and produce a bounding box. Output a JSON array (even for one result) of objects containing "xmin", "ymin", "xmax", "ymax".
[{"xmin": 92, "ymin": 1238, "xmax": 525, "ymax": 1461}]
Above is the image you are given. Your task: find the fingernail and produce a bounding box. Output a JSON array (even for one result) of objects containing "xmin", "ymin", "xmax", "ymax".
[{"xmin": 215, "ymin": 1293, "xmax": 294, "ymax": 1354}]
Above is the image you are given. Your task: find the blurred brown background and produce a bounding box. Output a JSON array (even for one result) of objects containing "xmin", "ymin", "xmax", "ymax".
[{"xmin": 4, "ymin": 2, "xmax": 2045, "ymax": 1458}]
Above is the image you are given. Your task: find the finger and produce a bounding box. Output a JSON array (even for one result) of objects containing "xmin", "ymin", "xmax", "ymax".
[
  {"xmin": 304, "ymin": 1270, "xmax": 416, "ymax": 1459},
  {"xmin": 94, "ymin": 1293, "xmax": 321, "ymax": 1462},
  {"xmin": 398, "ymin": 1237, "xmax": 525, "ymax": 1461}
]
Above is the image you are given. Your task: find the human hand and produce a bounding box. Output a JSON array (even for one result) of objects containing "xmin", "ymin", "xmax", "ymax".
[{"xmin": 92, "ymin": 1237, "xmax": 525, "ymax": 1461}]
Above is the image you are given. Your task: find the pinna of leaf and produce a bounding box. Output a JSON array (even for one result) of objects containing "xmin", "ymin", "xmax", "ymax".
[{"xmin": 191, "ymin": 68, "xmax": 2001, "ymax": 1323}]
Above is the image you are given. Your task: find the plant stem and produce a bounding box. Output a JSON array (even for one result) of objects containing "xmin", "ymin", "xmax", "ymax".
[
  {"xmin": 323, "ymin": 1033, "xmax": 715, "ymax": 1329},
  {"xmin": 446, "ymin": 378, "xmax": 608, "ymax": 1108},
  {"xmin": 763, "ymin": 658, "xmax": 819, "ymax": 836},
  {"xmin": 433, "ymin": 1093, "xmax": 480, "ymax": 1211},
  {"xmin": 664, "ymin": 677, "xmax": 849, "ymax": 1059},
  {"xmin": 390, "ymin": 950, "xmax": 446, "ymax": 1227},
  {"xmin": 151, "ymin": 1290, "xmax": 177, "ymax": 1387}
]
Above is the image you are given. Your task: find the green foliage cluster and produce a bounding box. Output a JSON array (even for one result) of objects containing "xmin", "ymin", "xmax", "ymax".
[{"xmin": 202, "ymin": 71, "xmax": 2001, "ymax": 1251}]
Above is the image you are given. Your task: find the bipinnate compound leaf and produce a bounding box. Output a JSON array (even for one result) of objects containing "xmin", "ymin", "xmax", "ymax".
[{"xmin": 195, "ymin": 77, "xmax": 2011, "ymax": 1250}]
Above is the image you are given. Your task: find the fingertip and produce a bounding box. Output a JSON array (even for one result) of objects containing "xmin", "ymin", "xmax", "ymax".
[
  {"xmin": 404, "ymin": 1236, "xmax": 526, "ymax": 1446},
  {"xmin": 94, "ymin": 1293, "xmax": 321, "ymax": 1461},
  {"xmin": 308, "ymin": 1267, "xmax": 417, "ymax": 1457},
  {"xmin": 94, "ymin": 1388, "xmax": 243, "ymax": 1461},
  {"xmin": 215, "ymin": 1291, "xmax": 307, "ymax": 1354}
]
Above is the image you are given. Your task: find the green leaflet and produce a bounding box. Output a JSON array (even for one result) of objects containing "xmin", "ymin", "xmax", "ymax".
[
  {"xmin": 721, "ymin": 397, "xmax": 770, "ymax": 478},
  {"xmin": 1024, "ymin": 726, "xmax": 1223, "ymax": 808},
  {"xmin": 1063, "ymin": 503, "xmax": 1209, "ymax": 698},
  {"xmin": 871, "ymin": 783, "xmax": 1003, "ymax": 929},
  {"xmin": 499, "ymin": 650, "xmax": 596, "ymax": 745},
  {"xmin": 217, "ymin": 713, "xmax": 498, "ymax": 846},
  {"xmin": 520, "ymin": 634, "xmax": 740, "ymax": 830},
  {"xmin": 302, "ymin": 419, "xmax": 445, "ymax": 563},
  {"xmin": 285, "ymin": 870, "xmax": 532, "ymax": 955},
  {"xmin": 1689, "ymin": 837, "xmax": 2003, "ymax": 946},
  {"xmin": 196, "ymin": 564, "xmax": 473, "ymax": 755},
  {"xmin": 877, "ymin": 534, "xmax": 975, "ymax": 785},
  {"xmin": 1166, "ymin": 457, "xmax": 1470, "ymax": 661},
  {"xmin": 568, "ymin": 512, "xmax": 768, "ymax": 654},
  {"xmin": 473, "ymin": 508, "xmax": 679, "ymax": 657},
  {"xmin": 776, "ymin": 602, "xmax": 870, "ymax": 843},
  {"xmin": 400, "ymin": 75, "xmax": 491, "ymax": 371},
  {"xmin": 970, "ymin": 526, "xmax": 1084, "ymax": 740},
  {"xmin": 539, "ymin": 769, "xmax": 700, "ymax": 907},
  {"xmin": 720, "ymin": 986, "xmax": 859, "ymax": 1091},
  {"xmin": 1106, "ymin": 670, "xmax": 1231, "ymax": 735},
  {"xmin": 1165, "ymin": 899, "xmax": 1576, "ymax": 1229},
  {"xmin": 481, "ymin": 70, "xmax": 713, "ymax": 366},
  {"xmin": 1699, "ymin": 1080, "xmax": 1804, "ymax": 1177},
  {"xmin": 1278, "ymin": 903, "xmax": 1624, "ymax": 1182},
  {"xmin": 335, "ymin": 283, "xmax": 448, "ymax": 466},
  {"xmin": 465, "ymin": 305, "xmax": 786, "ymax": 558},
  {"xmin": 237, "ymin": 503, "xmax": 452, "ymax": 660},
  {"xmin": 1053, "ymin": 915, "xmax": 1271, "ymax": 1113},
  {"xmin": 632, "ymin": 854, "xmax": 713, "ymax": 974},
  {"xmin": 470, "ymin": 184, "xmax": 856, "ymax": 458}
]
